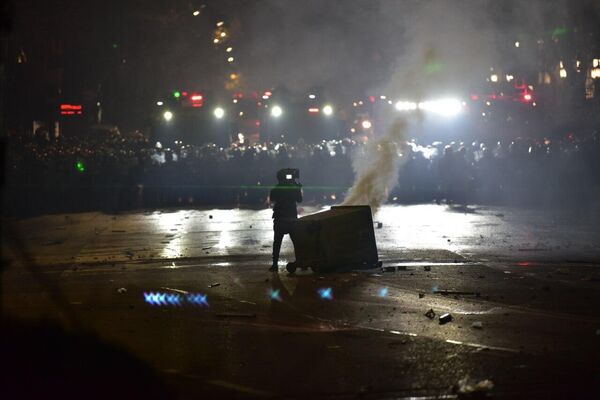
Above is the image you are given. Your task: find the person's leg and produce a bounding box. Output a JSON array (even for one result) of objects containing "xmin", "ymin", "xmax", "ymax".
[{"xmin": 271, "ymin": 224, "xmax": 284, "ymax": 271}]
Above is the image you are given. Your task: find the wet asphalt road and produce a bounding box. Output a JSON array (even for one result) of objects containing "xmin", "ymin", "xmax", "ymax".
[{"xmin": 2, "ymin": 204, "xmax": 600, "ymax": 399}]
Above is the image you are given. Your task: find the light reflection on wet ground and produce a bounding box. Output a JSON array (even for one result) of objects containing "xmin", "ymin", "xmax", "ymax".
[
  {"xmin": 2, "ymin": 204, "xmax": 600, "ymax": 397},
  {"xmin": 4, "ymin": 204, "xmax": 599, "ymax": 267}
]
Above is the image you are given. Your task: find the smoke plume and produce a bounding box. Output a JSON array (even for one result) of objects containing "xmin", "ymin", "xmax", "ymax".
[{"xmin": 342, "ymin": 119, "xmax": 408, "ymax": 213}]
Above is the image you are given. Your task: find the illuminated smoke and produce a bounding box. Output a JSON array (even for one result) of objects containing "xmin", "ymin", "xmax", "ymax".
[{"xmin": 342, "ymin": 119, "xmax": 407, "ymax": 213}]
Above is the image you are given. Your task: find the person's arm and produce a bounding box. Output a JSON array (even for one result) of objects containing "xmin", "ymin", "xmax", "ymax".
[{"xmin": 269, "ymin": 187, "xmax": 278, "ymax": 205}]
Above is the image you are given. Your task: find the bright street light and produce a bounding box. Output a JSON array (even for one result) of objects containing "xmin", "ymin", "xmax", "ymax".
[
  {"xmin": 395, "ymin": 101, "xmax": 417, "ymax": 111},
  {"xmin": 163, "ymin": 111, "xmax": 173, "ymax": 121},
  {"xmin": 322, "ymin": 104, "xmax": 333, "ymax": 116},
  {"xmin": 361, "ymin": 120, "xmax": 372, "ymax": 129},
  {"xmin": 214, "ymin": 107, "xmax": 225, "ymax": 119},
  {"xmin": 418, "ymin": 98, "xmax": 463, "ymax": 117},
  {"xmin": 271, "ymin": 105, "xmax": 283, "ymax": 118}
]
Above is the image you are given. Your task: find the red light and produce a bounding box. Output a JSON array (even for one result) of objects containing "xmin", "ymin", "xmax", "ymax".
[
  {"xmin": 181, "ymin": 92, "xmax": 188, "ymax": 97},
  {"xmin": 255, "ymin": 121, "xmax": 260, "ymax": 127},
  {"xmin": 60, "ymin": 104, "xmax": 82, "ymax": 111},
  {"xmin": 369, "ymin": 96, "xmax": 375, "ymax": 103},
  {"xmin": 308, "ymin": 107, "xmax": 319, "ymax": 113},
  {"xmin": 470, "ymin": 94, "xmax": 479, "ymax": 101},
  {"xmin": 188, "ymin": 93, "xmax": 204, "ymax": 107},
  {"xmin": 523, "ymin": 93, "xmax": 532, "ymax": 101},
  {"xmin": 264, "ymin": 91, "xmax": 272, "ymax": 96},
  {"xmin": 517, "ymin": 262, "xmax": 531, "ymax": 267}
]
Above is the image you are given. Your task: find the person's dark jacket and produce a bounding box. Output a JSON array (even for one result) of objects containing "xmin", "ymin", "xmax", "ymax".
[{"xmin": 270, "ymin": 183, "xmax": 302, "ymax": 220}]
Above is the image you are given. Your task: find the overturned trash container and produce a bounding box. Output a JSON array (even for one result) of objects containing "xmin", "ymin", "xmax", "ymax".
[{"xmin": 287, "ymin": 205, "xmax": 381, "ymax": 273}]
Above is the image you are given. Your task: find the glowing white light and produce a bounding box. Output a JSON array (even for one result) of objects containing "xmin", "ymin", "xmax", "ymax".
[
  {"xmin": 216, "ymin": 21, "xmax": 224, "ymax": 27},
  {"xmin": 361, "ymin": 120, "xmax": 372, "ymax": 129},
  {"xmin": 560, "ymin": 69, "xmax": 567, "ymax": 78},
  {"xmin": 214, "ymin": 107, "xmax": 225, "ymax": 119},
  {"xmin": 156, "ymin": 101, "xmax": 164, "ymax": 106},
  {"xmin": 395, "ymin": 101, "xmax": 417, "ymax": 111},
  {"xmin": 226, "ymin": 47, "xmax": 233, "ymax": 52},
  {"xmin": 418, "ymin": 98, "xmax": 463, "ymax": 117},
  {"xmin": 591, "ymin": 68, "xmax": 600, "ymax": 79},
  {"xmin": 220, "ymin": 31, "xmax": 227, "ymax": 38},
  {"xmin": 232, "ymin": 98, "xmax": 238, "ymax": 103},
  {"xmin": 213, "ymin": 38, "xmax": 219, "ymax": 44},
  {"xmin": 490, "ymin": 74, "xmax": 499, "ymax": 82},
  {"xmin": 514, "ymin": 41, "xmax": 520, "ymax": 48},
  {"xmin": 506, "ymin": 74, "xmax": 514, "ymax": 82},
  {"xmin": 380, "ymin": 95, "xmax": 387, "ymax": 100},
  {"xmin": 227, "ymin": 57, "xmax": 234, "ymax": 63},
  {"xmin": 237, "ymin": 133, "xmax": 245, "ymax": 143},
  {"xmin": 593, "ymin": 59, "xmax": 599, "ymax": 68},
  {"xmin": 322, "ymin": 104, "xmax": 333, "ymax": 116},
  {"xmin": 192, "ymin": 10, "xmax": 200, "ymax": 16},
  {"xmin": 163, "ymin": 111, "xmax": 173, "ymax": 121},
  {"xmin": 271, "ymin": 105, "xmax": 283, "ymax": 117},
  {"xmin": 308, "ymin": 94, "xmax": 316, "ymax": 99}
]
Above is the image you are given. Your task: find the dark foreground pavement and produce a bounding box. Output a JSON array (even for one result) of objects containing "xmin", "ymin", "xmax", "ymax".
[{"xmin": 2, "ymin": 204, "xmax": 600, "ymax": 399}]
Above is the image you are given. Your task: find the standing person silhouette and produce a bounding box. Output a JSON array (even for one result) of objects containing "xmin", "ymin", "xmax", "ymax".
[{"xmin": 269, "ymin": 169, "xmax": 303, "ymax": 272}]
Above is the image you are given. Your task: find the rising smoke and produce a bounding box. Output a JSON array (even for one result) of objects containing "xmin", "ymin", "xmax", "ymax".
[
  {"xmin": 241, "ymin": 0, "xmax": 588, "ymax": 211},
  {"xmin": 342, "ymin": 119, "xmax": 408, "ymax": 213}
]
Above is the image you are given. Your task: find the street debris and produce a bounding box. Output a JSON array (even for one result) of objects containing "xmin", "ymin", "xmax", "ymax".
[
  {"xmin": 455, "ymin": 376, "xmax": 494, "ymax": 395},
  {"xmin": 424, "ymin": 265, "xmax": 431, "ymax": 271},
  {"xmin": 439, "ymin": 313, "xmax": 453, "ymax": 324},
  {"xmin": 376, "ymin": 222, "xmax": 383, "ymax": 229},
  {"xmin": 425, "ymin": 309, "xmax": 436, "ymax": 319},
  {"xmin": 471, "ymin": 321, "xmax": 483, "ymax": 329},
  {"xmin": 160, "ymin": 287, "xmax": 189, "ymax": 294},
  {"xmin": 434, "ymin": 289, "xmax": 481, "ymax": 297},
  {"xmin": 209, "ymin": 283, "xmax": 221, "ymax": 288},
  {"xmin": 209, "ymin": 215, "xmax": 213, "ymax": 219},
  {"xmin": 382, "ymin": 266, "xmax": 396, "ymax": 272},
  {"xmin": 418, "ymin": 293, "xmax": 425, "ymax": 299},
  {"xmin": 116, "ymin": 287, "xmax": 127, "ymax": 294}
]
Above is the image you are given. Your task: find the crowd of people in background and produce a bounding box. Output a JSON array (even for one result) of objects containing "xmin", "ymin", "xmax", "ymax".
[{"xmin": 3, "ymin": 129, "xmax": 600, "ymax": 215}]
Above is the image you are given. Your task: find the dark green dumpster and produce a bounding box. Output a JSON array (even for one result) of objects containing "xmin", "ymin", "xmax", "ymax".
[{"xmin": 287, "ymin": 205, "xmax": 381, "ymax": 273}]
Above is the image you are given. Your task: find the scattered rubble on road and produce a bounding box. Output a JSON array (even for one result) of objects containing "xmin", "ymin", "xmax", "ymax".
[
  {"xmin": 471, "ymin": 321, "xmax": 483, "ymax": 329},
  {"xmin": 455, "ymin": 376, "xmax": 494, "ymax": 395},
  {"xmin": 434, "ymin": 289, "xmax": 481, "ymax": 297},
  {"xmin": 209, "ymin": 283, "xmax": 221, "ymax": 288},
  {"xmin": 425, "ymin": 309, "xmax": 436, "ymax": 319},
  {"xmin": 439, "ymin": 313, "xmax": 453, "ymax": 324}
]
